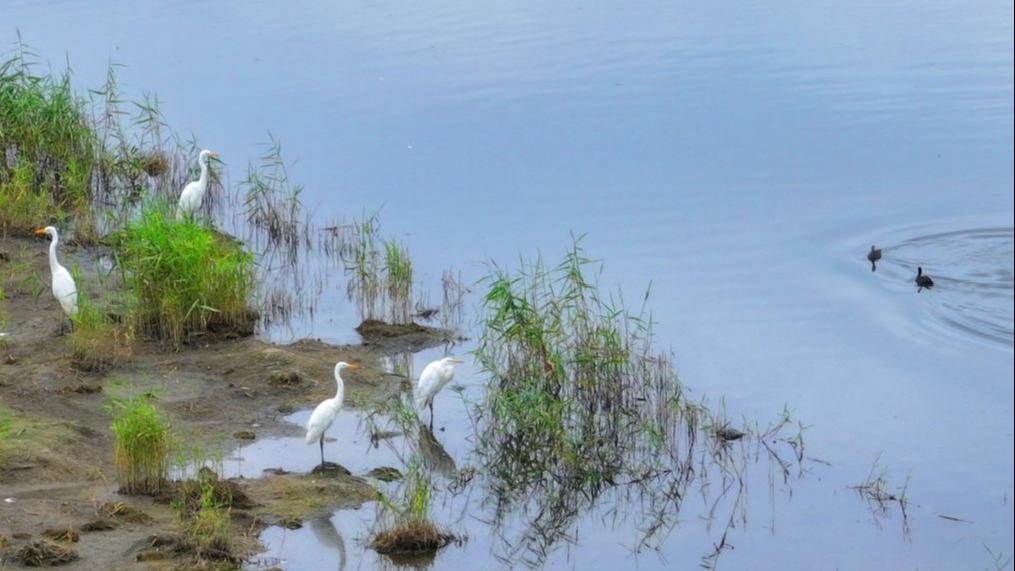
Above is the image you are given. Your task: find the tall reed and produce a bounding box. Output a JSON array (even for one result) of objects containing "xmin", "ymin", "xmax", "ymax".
[{"xmin": 384, "ymin": 240, "xmax": 413, "ymax": 324}]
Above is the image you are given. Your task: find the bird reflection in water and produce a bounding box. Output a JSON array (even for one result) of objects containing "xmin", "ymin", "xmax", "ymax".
[{"xmin": 307, "ymin": 515, "xmax": 347, "ymax": 571}]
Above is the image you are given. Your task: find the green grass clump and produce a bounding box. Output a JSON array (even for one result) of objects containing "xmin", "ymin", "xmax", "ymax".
[
  {"xmin": 181, "ymin": 482, "xmax": 234, "ymax": 560},
  {"xmin": 114, "ymin": 206, "xmax": 255, "ymax": 347},
  {"xmin": 371, "ymin": 457, "xmax": 452, "ymax": 555},
  {"xmin": 0, "ymin": 54, "xmax": 95, "ymax": 234},
  {"xmin": 0, "ymin": 160, "xmax": 57, "ymax": 235},
  {"xmin": 68, "ymin": 282, "xmax": 128, "ymax": 372},
  {"xmin": 108, "ymin": 395, "xmax": 172, "ymax": 495}
]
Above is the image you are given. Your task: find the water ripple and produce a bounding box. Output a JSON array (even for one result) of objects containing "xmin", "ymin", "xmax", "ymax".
[{"xmin": 882, "ymin": 226, "xmax": 1014, "ymax": 347}]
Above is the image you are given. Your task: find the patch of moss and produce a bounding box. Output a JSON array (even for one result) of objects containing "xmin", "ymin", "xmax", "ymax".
[
  {"xmin": 247, "ymin": 473, "xmax": 377, "ymax": 522},
  {"xmin": 0, "ymin": 404, "xmax": 78, "ymax": 477}
]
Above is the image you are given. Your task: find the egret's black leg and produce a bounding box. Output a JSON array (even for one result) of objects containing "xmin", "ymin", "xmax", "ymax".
[
  {"xmin": 429, "ymin": 401, "xmax": 435, "ymax": 430},
  {"xmin": 319, "ymin": 436, "xmax": 325, "ymax": 466}
]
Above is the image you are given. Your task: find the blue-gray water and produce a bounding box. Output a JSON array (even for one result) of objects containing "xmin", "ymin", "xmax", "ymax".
[{"xmin": 6, "ymin": 0, "xmax": 1013, "ymax": 569}]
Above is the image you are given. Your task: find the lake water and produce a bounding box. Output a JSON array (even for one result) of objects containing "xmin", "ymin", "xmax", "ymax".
[{"xmin": 6, "ymin": 0, "xmax": 1013, "ymax": 569}]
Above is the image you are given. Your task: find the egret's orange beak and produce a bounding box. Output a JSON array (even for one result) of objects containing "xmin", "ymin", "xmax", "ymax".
[
  {"xmin": 449, "ymin": 358, "xmax": 464, "ymax": 364},
  {"xmin": 34, "ymin": 227, "xmax": 47, "ymax": 237},
  {"xmin": 347, "ymin": 363, "xmax": 361, "ymax": 371},
  {"xmin": 208, "ymin": 151, "xmax": 221, "ymax": 158}
]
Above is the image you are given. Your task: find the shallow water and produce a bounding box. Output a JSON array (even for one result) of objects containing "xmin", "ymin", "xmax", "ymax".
[{"xmin": 6, "ymin": 0, "xmax": 1014, "ymax": 568}]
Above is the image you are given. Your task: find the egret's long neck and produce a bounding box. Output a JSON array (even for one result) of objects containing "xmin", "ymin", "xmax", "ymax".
[
  {"xmin": 197, "ymin": 159, "xmax": 209, "ymax": 189},
  {"xmin": 48, "ymin": 232, "xmax": 61, "ymax": 274},
  {"xmin": 334, "ymin": 370, "xmax": 345, "ymax": 400}
]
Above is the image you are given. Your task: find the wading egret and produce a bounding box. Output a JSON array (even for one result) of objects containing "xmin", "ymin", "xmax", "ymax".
[
  {"xmin": 916, "ymin": 267, "xmax": 934, "ymax": 291},
  {"xmin": 867, "ymin": 245, "xmax": 882, "ymax": 272},
  {"xmin": 305, "ymin": 361, "xmax": 359, "ymax": 466},
  {"xmin": 176, "ymin": 149, "xmax": 219, "ymax": 220},
  {"xmin": 414, "ymin": 357, "xmax": 463, "ymax": 429},
  {"xmin": 34, "ymin": 226, "xmax": 78, "ymax": 329}
]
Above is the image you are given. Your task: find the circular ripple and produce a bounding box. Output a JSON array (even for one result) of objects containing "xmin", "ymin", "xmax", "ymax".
[{"xmin": 883, "ymin": 227, "xmax": 1014, "ymax": 347}]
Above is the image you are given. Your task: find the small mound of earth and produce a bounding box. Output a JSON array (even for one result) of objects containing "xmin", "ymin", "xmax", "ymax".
[
  {"xmin": 97, "ymin": 502, "xmax": 153, "ymax": 524},
  {"xmin": 366, "ymin": 466, "xmax": 403, "ymax": 482},
  {"xmin": 354, "ymin": 319, "xmax": 451, "ymax": 353},
  {"xmin": 269, "ymin": 369, "xmax": 304, "ymax": 387},
  {"xmin": 311, "ymin": 462, "xmax": 351, "ymax": 476},
  {"xmin": 160, "ymin": 468, "xmax": 255, "ymax": 515},
  {"xmin": 79, "ymin": 519, "xmax": 117, "ymax": 532},
  {"xmin": 41, "ymin": 528, "xmax": 79, "ymax": 543},
  {"xmin": 8, "ymin": 539, "xmax": 79, "ymax": 566},
  {"xmin": 355, "ymin": 319, "xmax": 431, "ymax": 338},
  {"xmin": 371, "ymin": 520, "xmax": 454, "ymax": 555}
]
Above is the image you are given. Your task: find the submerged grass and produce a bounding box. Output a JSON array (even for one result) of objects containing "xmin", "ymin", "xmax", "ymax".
[
  {"xmin": 113, "ymin": 206, "xmax": 255, "ymax": 347},
  {"xmin": 108, "ymin": 395, "xmax": 172, "ymax": 495},
  {"xmin": 851, "ymin": 456, "xmax": 911, "ymax": 537}
]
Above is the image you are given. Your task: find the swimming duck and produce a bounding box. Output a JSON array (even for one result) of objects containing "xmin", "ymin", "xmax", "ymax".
[
  {"xmin": 867, "ymin": 245, "xmax": 882, "ymax": 272},
  {"xmin": 915, "ymin": 266, "xmax": 934, "ymax": 291}
]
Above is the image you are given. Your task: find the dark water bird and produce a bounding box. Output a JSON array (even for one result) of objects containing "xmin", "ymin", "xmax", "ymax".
[
  {"xmin": 715, "ymin": 425, "xmax": 746, "ymax": 442},
  {"xmin": 915, "ymin": 266, "xmax": 934, "ymax": 291},
  {"xmin": 867, "ymin": 245, "xmax": 882, "ymax": 272}
]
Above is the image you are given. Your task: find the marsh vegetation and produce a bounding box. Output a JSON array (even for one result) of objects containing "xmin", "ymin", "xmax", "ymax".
[{"xmin": 470, "ymin": 240, "xmax": 807, "ymax": 566}]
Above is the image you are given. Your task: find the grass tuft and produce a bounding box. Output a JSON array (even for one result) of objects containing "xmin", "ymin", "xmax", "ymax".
[
  {"xmin": 108, "ymin": 395, "xmax": 172, "ymax": 495},
  {"xmin": 67, "ymin": 274, "xmax": 129, "ymax": 371},
  {"xmin": 384, "ymin": 240, "xmax": 413, "ymax": 325},
  {"xmin": 113, "ymin": 205, "xmax": 255, "ymax": 347},
  {"xmin": 371, "ymin": 457, "xmax": 453, "ymax": 555},
  {"xmin": 180, "ymin": 482, "xmax": 234, "ymax": 560}
]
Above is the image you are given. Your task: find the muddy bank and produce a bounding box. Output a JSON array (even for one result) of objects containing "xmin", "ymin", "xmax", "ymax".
[{"xmin": 0, "ymin": 236, "xmax": 443, "ymax": 569}]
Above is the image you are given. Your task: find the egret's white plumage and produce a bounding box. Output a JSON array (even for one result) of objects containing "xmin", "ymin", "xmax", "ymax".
[
  {"xmin": 414, "ymin": 357, "xmax": 463, "ymax": 428},
  {"xmin": 176, "ymin": 149, "xmax": 218, "ymax": 220},
  {"xmin": 35, "ymin": 226, "xmax": 78, "ymax": 323},
  {"xmin": 305, "ymin": 361, "xmax": 359, "ymax": 466}
]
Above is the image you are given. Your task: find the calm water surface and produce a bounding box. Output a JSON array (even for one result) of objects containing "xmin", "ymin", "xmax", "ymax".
[{"xmin": 6, "ymin": 1, "xmax": 1013, "ymax": 568}]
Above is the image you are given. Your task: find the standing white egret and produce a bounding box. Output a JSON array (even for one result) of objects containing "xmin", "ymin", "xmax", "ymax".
[
  {"xmin": 34, "ymin": 226, "xmax": 78, "ymax": 330},
  {"xmin": 176, "ymin": 149, "xmax": 219, "ymax": 220},
  {"xmin": 305, "ymin": 361, "xmax": 360, "ymax": 467},
  {"xmin": 414, "ymin": 357, "xmax": 463, "ymax": 429}
]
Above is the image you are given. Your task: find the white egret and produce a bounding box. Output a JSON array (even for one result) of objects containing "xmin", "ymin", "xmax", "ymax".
[
  {"xmin": 305, "ymin": 361, "xmax": 360, "ymax": 467},
  {"xmin": 176, "ymin": 149, "xmax": 219, "ymax": 220},
  {"xmin": 414, "ymin": 357, "xmax": 463, "ymax": 429},
  {"xmin": 34, "ymin": 226, "xmax": 78, "ymax": 330}
]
